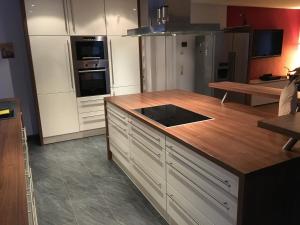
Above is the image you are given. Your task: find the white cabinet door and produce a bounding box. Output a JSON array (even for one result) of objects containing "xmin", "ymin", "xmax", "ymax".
[
  {"xmin": 38, "ymin": 92, "xmax": 79, "ymax": 137},
  {"xmin": 25, "ymin": 0, "xmax": 69, "ymax": 35},
  {"xmin": 108, "ymin": 36, "xmax": 141, "ymax": 88},
  {"xmin": 30, "ymin": 36, "xmax": 74, "ymax": 95},
  {"xmin": 111, "ymin": 86, "xmax": 140, "ymax": 96},
  {"xmin": 105, "ymin": 0, "xmax": 138, "ymax": 35},
  {"xmin": 69, "ymin": 0, "xmax": 106, "ymax": 35}
]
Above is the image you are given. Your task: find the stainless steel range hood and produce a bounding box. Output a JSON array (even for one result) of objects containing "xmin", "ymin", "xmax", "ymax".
[{"xmin": 127, "ymin": 0, "xmax": 220, "ymax": 36}]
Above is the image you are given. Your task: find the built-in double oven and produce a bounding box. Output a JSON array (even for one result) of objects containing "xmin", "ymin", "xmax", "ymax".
[{"xmin": 71, "ymin": 36, "xmax": 110, "ymax": 97}]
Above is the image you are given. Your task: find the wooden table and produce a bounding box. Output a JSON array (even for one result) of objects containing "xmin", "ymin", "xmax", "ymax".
[
  {"xmin": 258, "ymin": 113, "xmax": 300, "ymax": 151},
  {"xmin": 209, "ymin": 81, "xmax": 300, "ymax": 103}
]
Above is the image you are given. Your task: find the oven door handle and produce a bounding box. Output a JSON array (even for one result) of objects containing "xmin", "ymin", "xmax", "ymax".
[
  {"xmin": 82, "ymin": 57, "xmax": 102, "ymax": 60},
  {"xmin": 78, "ymin": 69, "xmax": 107, "ymax": 73}
]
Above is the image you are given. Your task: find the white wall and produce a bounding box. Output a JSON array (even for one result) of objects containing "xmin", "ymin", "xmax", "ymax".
[{"xmin": 0, "ymin": 0, "xmax": 38, "ymax": 135}]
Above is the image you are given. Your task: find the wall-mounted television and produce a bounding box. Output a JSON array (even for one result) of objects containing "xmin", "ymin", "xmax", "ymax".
[{"xmin": 252, "ymin": 29, "xmax": 284, "ymax": 58}]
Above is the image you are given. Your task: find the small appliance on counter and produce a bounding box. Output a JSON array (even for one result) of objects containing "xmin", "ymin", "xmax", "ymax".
[
  {"xmin": 259, "ymin": 74, "xmax": 282, "ymax": 81},
  {"xmin": 0, "ymin": 102, "xmax": 16, "ymax": 120},
  {"xmin": 71, "ymin": 36, "xmax": 110, "ymax": 97}
]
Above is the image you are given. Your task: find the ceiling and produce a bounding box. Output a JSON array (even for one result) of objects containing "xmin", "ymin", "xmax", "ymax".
[{"xmin": 191, "ymin": 0, "xmax": 300, "ymax": 9}]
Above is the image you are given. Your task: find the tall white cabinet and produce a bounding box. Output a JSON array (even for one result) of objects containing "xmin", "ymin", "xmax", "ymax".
[
  {"xmin": 68, "ymin": 0, "xmax": 106, "ymax": 35},
  {"xmin": 108, "ymin": 36, "xmax": 141, "ymax": 96},
  {"xmin": 24, "ymin": 0, "xmax": 140, "ymax": 143}
]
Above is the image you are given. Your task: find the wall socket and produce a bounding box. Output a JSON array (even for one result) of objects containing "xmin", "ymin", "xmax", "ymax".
[{"xmin": 0, "ymin": 43, "xmax": 15, "ymax": 59}]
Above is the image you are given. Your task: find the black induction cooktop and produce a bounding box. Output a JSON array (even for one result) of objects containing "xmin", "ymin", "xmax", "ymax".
[{"xmin": 134, "ymin": 104, "xmax": 212, "ymax": 127}]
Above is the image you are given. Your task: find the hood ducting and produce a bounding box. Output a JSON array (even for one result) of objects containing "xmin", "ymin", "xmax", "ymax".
[{"xmin": 127, "ymin": 0, "xmax": 220, "ymax": 36}]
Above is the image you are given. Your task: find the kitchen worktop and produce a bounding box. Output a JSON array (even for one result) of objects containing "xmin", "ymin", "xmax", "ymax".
[
  {"xmin": 0, "ymin": 99, "xmax": 29, "ymax": 225},
  {"xmin": 105, "ymin": 90, "xmax": 300, "ymax": 176}
]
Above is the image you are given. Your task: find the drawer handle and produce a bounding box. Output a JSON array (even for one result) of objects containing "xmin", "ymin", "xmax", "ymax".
[
  {"xmin": 110, "ymin": 140, "xmax": 129, "ymax": 157},
  {"xmin": 132, "ymin": 157, "xmax": 162, "ymax": 188},
  {"xmin": 109, "ymin": 119, "xmax": 127, "ymax": 133},
  {"xmin": 130, "ymin": 134, "xmax": 161, "ymax": 158},
  {"xmin": 82, "ymin": 114, "xmax": 105, "ymax": 119},
  {"xmin": 107, "ymin": 108, "xmax": 126, "ymax": 120},
  {"xmin": 167, "ymin": 193, "xmax": 202, "ymax": 225},
  {"xmin": 167, "ymin": 146, "xmax": 232, "ymax": 188},
  {"xmin": 167, "ymin": 161, "xmax": 231, "ymax": 211},
  {"xmin": 129, "ymin": 121, "xmax": 161, "ymax": 143},
  {"xmin": 80, "ymin": 99, "xmax": 103, "ymax": 103}
]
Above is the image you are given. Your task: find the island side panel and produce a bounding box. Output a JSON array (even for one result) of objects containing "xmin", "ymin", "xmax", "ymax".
[
  {"xmin": 239, "ymin": 159, "xmax": 300, "ymax": 225},
  {"xmin": 104, "ymin": 99, "xmax": 112, "ymax": 160}
]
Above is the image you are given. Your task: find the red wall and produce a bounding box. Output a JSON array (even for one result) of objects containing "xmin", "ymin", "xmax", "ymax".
[{"xmin": 227, "ymin": 6, "xmax": 300, "ymax": 80}]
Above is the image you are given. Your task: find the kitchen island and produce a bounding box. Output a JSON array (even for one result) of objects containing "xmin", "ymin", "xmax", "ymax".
[{"xmin": 104, "ymin": 90, "xmax": 300, "ymax": 225}]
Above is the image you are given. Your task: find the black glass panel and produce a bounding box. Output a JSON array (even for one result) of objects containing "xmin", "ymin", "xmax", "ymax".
[
  {"xmin": 135, "ymin": 104, "xmax": 212, "ymax": 127},
  {"xmin": 76, "ymin": 41, "xmax": 104, "ymax": 60},
  {"xmin": 79, "ymin": 71, "xmax": 107, "ymax": 96}
]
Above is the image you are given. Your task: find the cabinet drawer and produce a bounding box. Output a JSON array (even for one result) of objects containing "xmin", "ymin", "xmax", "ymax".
[
  {"xmin": 167, "ymin": 164, "xmax": 236, "ymax": 225},
  {"xmin": 167, "ymin": 185, "xmax": 214, "ymax": 225},
  {"xmin": 77, "ymin": 96, "xmax": 106, "ymax": 114},
  {"xmin": 129, "ymin": 117, "xmax": 165, "ymax": 149},
  {"xmin": 166, "ymin": 138, "xmax": 239, "ymax": 197},
  {"xmin": 130, "ymin": 155, "xmax": 166, "ymax": 210},
  {"xmin": 107, "ymin": 112, "xmax": 128, "ymax": 132},
  {"xmin": 107, "ymin": 103, "xmax": 128, "ymax": 125},
  {"xmin": 79, "ymin": 111, "xmax": 106, "ymax": 131},
  {"xmin": 108, "ymin": 122, "xmax": 129, "ymax": 152},
  {"xmin": 130, "ymin": 133, "xmax": 165, "ymax": 179},
  {"xmin": 110, "ymin": 137, "xmax": 130, "ymax": 170}
]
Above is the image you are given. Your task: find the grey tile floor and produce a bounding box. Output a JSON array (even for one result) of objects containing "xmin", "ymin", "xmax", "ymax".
[{"xmin": 28, "ymin": 136, "xmax": 168, "ymax": 225}]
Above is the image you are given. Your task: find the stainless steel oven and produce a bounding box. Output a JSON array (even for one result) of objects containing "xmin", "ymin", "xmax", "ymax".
[{"xmin": 71, "ymin": 36, "xmax": 110, "ymax": 97}]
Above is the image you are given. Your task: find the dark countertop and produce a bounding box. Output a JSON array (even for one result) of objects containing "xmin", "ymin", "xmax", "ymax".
[
  {"xmin": 0, "ymin": 98, "xmax": 28, "ymax": 225},
  {"xmin": 105, "ymin": 90, "xmax": 300, "ymax": 176}
]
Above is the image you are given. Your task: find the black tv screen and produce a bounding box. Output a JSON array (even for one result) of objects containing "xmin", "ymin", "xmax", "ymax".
[{"xmin": 252, "ymin": 29, "xmax": 284, "ymax": 58}]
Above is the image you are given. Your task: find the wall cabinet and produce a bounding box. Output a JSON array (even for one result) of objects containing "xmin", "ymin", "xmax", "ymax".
[
  {"xmin": 25, "ymin": 0, "xmax": 106, "ymax": 36},
  {"xmin": 38, "ymin": 92, "xmax": 79, "ymax": 137},
  {"xmin": 105, "ymin": 0, "xmax": 138, "ymax": 35},
  {"xmin": 108, "ymin": 36, "xmax": 141, "ymax": 90},
  {"xmin": 30, "ymin": 36, "xmax": 74, "ymax": 95},
  {"xmin": 25, "ymin": 0, "xmax": 69, "ymax": 35},
  {"xmin": 69, "ymin": 0, "xmax": 106, "ymax": 35}
]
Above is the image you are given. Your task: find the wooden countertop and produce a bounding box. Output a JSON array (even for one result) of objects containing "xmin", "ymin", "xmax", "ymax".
[
  {"xmin": 209, "ymin": 81, "xmax": 300, "ymax": 99},
  {"xmin": 0, "ymin": 99, "xmax": 28, "ymax": 225},
  {"xmin": 105, "ymin": 90, "xmax": 300, "ymax": 176}
]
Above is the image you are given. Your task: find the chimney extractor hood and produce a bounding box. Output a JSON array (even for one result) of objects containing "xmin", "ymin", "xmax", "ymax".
[{"xmin": 127, "ymin": 0, "xmax": 220, "ymax": 36}]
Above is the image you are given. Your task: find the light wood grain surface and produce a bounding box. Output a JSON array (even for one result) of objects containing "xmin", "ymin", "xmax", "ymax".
[{"xmin": 105, "ymin": 90, "xmax": 300, "ymax": 176}]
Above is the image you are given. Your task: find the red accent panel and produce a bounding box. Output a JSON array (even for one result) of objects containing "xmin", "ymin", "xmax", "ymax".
[{"xmin": 227, "ymin": 6, "xmax": 300, "ymax": 80}]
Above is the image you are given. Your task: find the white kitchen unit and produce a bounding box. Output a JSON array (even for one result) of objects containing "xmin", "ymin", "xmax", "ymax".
[
  {"xmin": 68, "ymin": 0, "xmax": 106, "ymax": 35},
  {"xmin": 30, "ymin": 36, "xmax": 74, "ymax": 94},
  {"xmin": 111, "ymin": 85, "xmax": 141, "ymax": 96},
  {"xmin": 25, "ymin": 0, "xmax": 106, "ymax": 36},
  {"xmin": 106, "ymin": 103, "xmax": 239, "ymax": 225},
  {"xmin": 105, "ymin": 0, "xmax": 138, "ymax": 36},
  {"xmin": 38, "ymin": 92, "xmax": 79, "ymax": 138},
  {"xmin": 108, "ymin": 36, "xmax": 141, "ymax": 95},
  {"xmin": 24, "ymin": 0, "xmax": 69, "ymax": 35},
  {"xmin": 250, "ymin": 78, "xmax": 289, "ymax": 106},
  {"xmin": 77, "ymin": 95, "xmax": 108, "ymax": 131}
]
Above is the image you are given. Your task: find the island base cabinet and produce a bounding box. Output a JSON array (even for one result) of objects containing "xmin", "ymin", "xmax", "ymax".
[
  {"xmin": 130, "ymin": 155, "xmax": 166, "ymax": 211},
  {"xmin": 167, "ymin": 185, "xmax": 215, "ymax": 225}
]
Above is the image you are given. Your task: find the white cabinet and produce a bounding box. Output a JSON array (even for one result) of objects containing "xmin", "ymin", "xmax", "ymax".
[
  {"xmin": 25, "ymin": 0, "xmax": 69, "ymax": 35},
  {"xmin": 69, "ymin": 0, "xmax": 106, "ymax": 35},
  {"xmin": 38, "ymin": 92, "xmax": 79, "ymax": 137},
  {"xmin": 105, "ymin": 0, "xmax": 138, "ymax": 35},
  {"xmin": 30, "ymin": 36, "xmax": 74, "ymax": 94},
  {"xmin": 108, "ymin": 36, "xmax": 141, "ymax": 91},
  {"xmin": 112, "ymin": 86, "xmax": 140, "ymax": 96}
]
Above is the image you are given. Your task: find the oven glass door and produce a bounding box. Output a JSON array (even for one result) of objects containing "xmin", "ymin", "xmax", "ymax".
[
  {"xmin": 76, "ymin": 41, "xmax": 105, "ymax": 60},
  {"xmin": 78, "ymin": 69, "xmax": 108, "ymax": 97}
]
